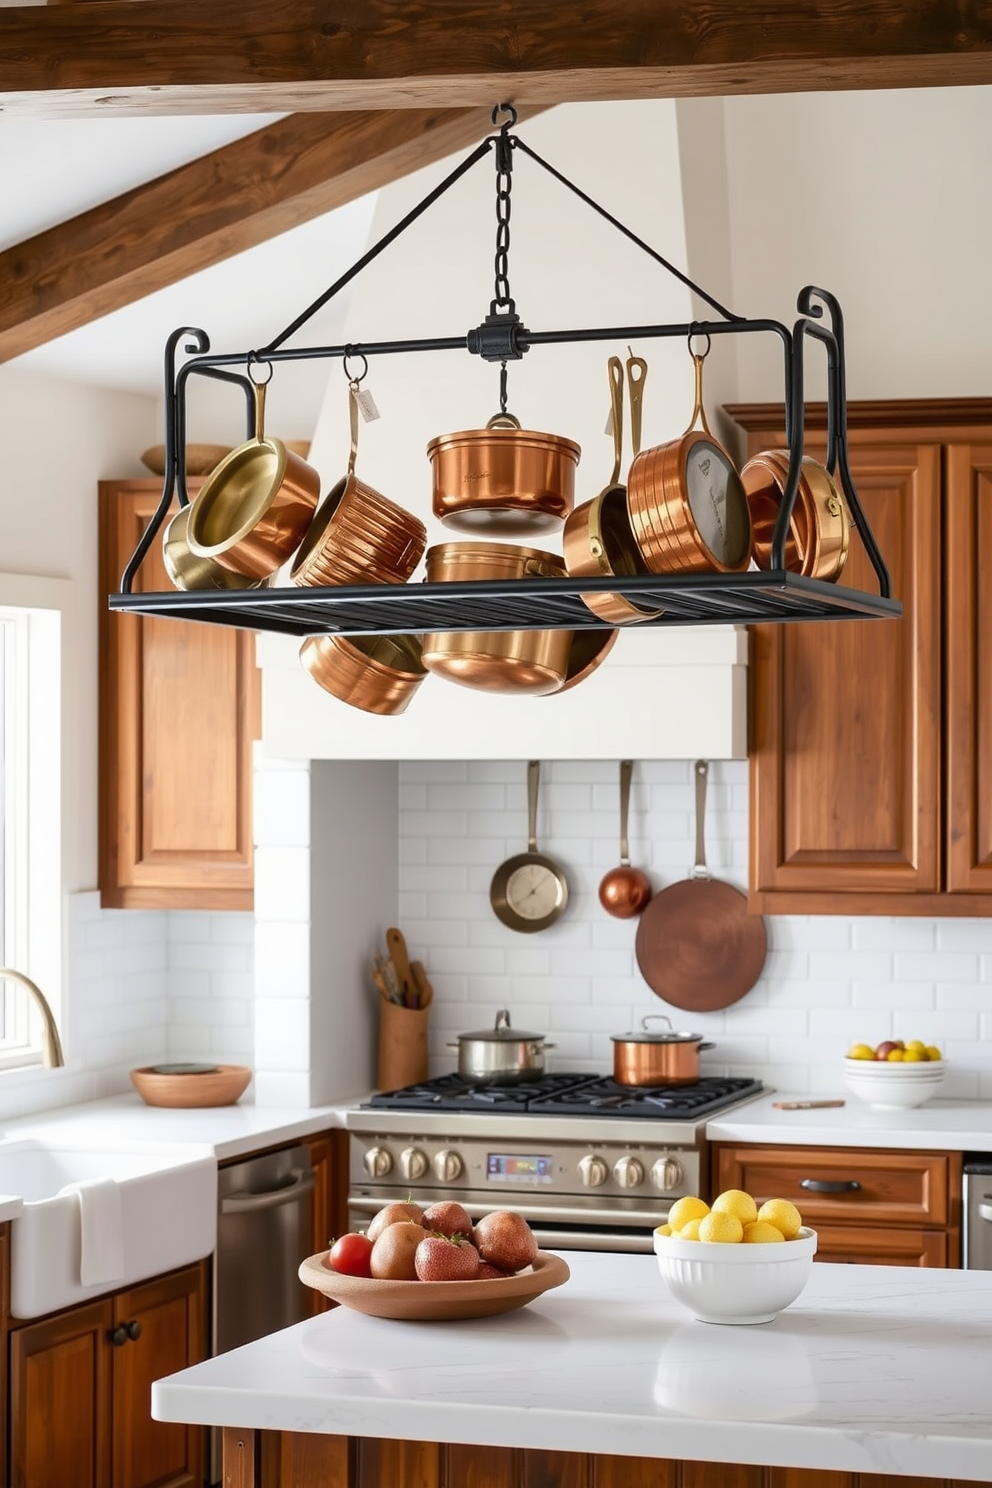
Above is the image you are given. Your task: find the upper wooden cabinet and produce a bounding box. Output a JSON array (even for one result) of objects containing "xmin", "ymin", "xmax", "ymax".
[
  {"xmin": 728, "ymin": 399, "xmax": 992, "ymax": 916},
  {"xmin": 98, "ymin": 479, "xmax": 260, "ymax": 910}
]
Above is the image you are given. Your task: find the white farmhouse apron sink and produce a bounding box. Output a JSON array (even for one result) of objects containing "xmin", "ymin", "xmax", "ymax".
[{"xmin": 0, "ymin": 1138, "xmax": 217, "ymax": 1319}]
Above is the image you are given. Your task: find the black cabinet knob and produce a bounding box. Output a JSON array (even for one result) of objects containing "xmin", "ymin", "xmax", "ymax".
[
  {"xmin": 126, "ymin": 1319, "xmax": 142, "ymax": 1341},
  {"xmin": 110, "ymin": 1325, "xmax": 128, "ymax": 1347}
]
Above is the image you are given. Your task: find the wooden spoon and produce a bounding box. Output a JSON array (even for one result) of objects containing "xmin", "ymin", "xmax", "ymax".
[{"xmin": 598, "ymin": 760, "xmax": 653, "ymax": 918}]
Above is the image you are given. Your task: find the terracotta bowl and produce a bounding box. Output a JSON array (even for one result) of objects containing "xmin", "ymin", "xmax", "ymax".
[
  {"xmin": 130, "ymin": 1063, "xmax": 252, "ymax": 1108},
  {"xmin": 298, "ymin": 1249, "xmax": 570, "ymax": 1321}
]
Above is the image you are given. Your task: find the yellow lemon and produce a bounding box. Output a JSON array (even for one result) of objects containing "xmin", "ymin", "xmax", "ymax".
[
  {"xmin": 677, "ymin": 1218, "xmax": 702, "ymax": 1241},
  {"xmin": 905, "ymin": 1039, "xmax": 926, "ymax": 1053},
  {"xmin": 655, "ymin": 1223, "xmax": 673, "ymax": 1236},
  {"xmin": 712, "ymin": 1188, "xmax": 758, "ymax": 1225},
  {"xmin": 925, "ymin": 1045, "xmax": 943, "ymax": 1061},
  {"xmin": 668, "ymin": 1195, "xmax": 710, "ymax": 1231},
  {"xmin": 886, "ymin": 1048, "xmax": 904, "ymax": 1061},
  {"xmin": 698, "ymin": 1210, "xmax": 744, "ymax": 1244},
  {"xmin": 847, "ymin": 1042, "xmax": 875, "ymax": 1060},
  {"xmin": 742, "ymin": 1221, "xmax": 786, "ymax": 1244},
  {"xmin": 902, "ymin": 1047, "xmax": 924, "ymax": 1061},
  {"xmin": 755, "ymin": 1198, "xmax": 803, "ymax": 1240}
]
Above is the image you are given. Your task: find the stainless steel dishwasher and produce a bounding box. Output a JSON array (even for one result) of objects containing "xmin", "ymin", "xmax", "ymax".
[
  {"xmin": 963, "ymin": 1158, "xmax": 992, "ymax": 1269},
  {"xmin": 215, "ymin": 1142, "xmax": 317, "ymax": 1353}
]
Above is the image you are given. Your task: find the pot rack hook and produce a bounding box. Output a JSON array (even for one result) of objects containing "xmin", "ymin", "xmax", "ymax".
[
  {"xmin": 246, "ymin": 352, "xmax": 274, "ymax": 386},
  {"xmin": 343, "ymin": 346, "xmax": 369, "ymax": 385},
  {"xmin": 687, "ymin": 326, "xmax": 712, "ymax": 360}
]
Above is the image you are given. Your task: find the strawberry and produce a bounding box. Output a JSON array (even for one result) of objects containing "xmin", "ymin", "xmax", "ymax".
[
  {"xmin": 414, "ymin": 1234, "xmax": 481, "ymax": 1282},
  {"xmin": 477, "ymin": 1261, "xmax": 511, "ymax": 1280}
]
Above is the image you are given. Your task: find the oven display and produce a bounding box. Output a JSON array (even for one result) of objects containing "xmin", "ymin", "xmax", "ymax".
[{"xmin": 487, "ymin": 1153, "xmax": 553, "ymax": 1185}]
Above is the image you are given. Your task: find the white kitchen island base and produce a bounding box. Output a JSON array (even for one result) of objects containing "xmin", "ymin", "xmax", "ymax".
[{"xmin": 152, "ymin": 1252, "xmax": 992, "ymax": 1486}]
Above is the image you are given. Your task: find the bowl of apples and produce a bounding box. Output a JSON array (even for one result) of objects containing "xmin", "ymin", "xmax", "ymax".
[
  {"xmin": 299, "ymin": 1199, "xmax": 569, "ymax": 1321},
  {"xmin": 843, "ymin": 1038, "xmax": 945, "ymax": 1108}
]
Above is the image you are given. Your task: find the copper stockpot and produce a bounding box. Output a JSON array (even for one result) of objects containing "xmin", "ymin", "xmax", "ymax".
[
  {"xmin": 741, "ymin": 449, "xmax": 852, "ymax": 582},
  {"xmin": 292, "ymin": 383, "xmax": 426, "ymax": 587},
  {"xmin": 627, "ymin": 352, "xmax": 751, "ymax": 575},
  {"xmin": 428, "ymin": 415, "xmax": 581, "ymax": 537},
  {"xmin": 421, "ymin": 542, "xmax": 571, "ymax": 695},
  {"xmin": 562, "ymin": 354, "xmax": 663, "ymax": 625},
  {"xmin": 186, "ymin": 376, "xmax": 320, "ymax": 580},
  {"xmin": 611, "ymin": 1015, "xmax": 716, "ymax": 1087},
  {"xmin": 299, "ymin": 632, "xmax": 427, "ymax": 716}
]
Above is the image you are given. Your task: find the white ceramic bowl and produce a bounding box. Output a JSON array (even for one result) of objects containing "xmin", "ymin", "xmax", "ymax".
[
  {"xmin": 842, "ymin": 1057, "xmax": 945, "ymax": 1109},
  {"xmin": 653, "ymin": 1226, "xmax": 817, "ymax": 1325}
]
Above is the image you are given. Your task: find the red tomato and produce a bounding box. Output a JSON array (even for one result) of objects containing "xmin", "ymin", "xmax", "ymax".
[{"xmin": 328, "ymin": 1232, "xmax": 374, "ymax": 1277}]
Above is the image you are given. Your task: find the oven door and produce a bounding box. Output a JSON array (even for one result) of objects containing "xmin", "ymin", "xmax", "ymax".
[{"xmin": 348, "ymin": 1187, "xmax": 669, "ymax": 1254}]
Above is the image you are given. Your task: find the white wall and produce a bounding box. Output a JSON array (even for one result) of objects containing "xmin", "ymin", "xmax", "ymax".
[{"xmin": 397, "ymin": 761, "xmax": 992, "ymax": 1101}]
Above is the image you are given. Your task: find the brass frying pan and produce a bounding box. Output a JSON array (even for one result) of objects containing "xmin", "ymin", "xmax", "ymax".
[
  {"xmin": 490, "ymin": 761, "xmax": 569, "ymax": 933},
  {"xmin": 634, "ymin": 760, "xmax": 767, "ymax": 1011}
]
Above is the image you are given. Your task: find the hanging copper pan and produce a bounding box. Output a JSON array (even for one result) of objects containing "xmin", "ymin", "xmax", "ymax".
[
  {"xmin": 299, "ymin": 632, "xmax": 427, "ymax": 716},
  {"xmin": 562, "ymin": 354, "xmax": 662, "ymax": 624},
  {"xmin": 741, "ymin": 449, "xmax": 852, "ymax": 581},
  {"xmin": 634, "ymin": 761, "xmax": 767, "ymax": 1012},
  {"xmin": 627, "ymin": 346, "xmax": 751, "ymax": 575},
  {"xmin": 428, "ymin": 414, "xmax": 580, "ymax": 537}
]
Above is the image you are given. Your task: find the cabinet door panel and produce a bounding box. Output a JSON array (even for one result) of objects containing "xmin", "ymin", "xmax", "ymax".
[
  {"xmin": 713, "ymin": 1146, "xmax": 952, "ymax": 1225},
  {"xmin": 945, "ymin": 444, "xmax": 992, "ymax": 892},
  {"xmin": 99, "ymin": 480, "xmax": 258, "ymax": 909},
  {"xmin": 750, "ymin": 440, "xmax": 941, "ymax": 900},
  {"xmin": 10, "ymin": 1301, "xmax": 112, "ymax": 1488}
]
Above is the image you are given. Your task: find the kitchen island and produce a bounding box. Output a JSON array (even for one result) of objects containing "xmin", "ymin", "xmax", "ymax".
[{"xmin": 152, "ymin": 1250, "xmax": 992, "ymax": 1488}]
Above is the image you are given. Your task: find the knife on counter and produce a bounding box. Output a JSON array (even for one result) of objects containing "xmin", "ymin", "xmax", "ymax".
[{"xmin": 772, "ymin": 1100, "xmax": 846, "ymax": 1110}]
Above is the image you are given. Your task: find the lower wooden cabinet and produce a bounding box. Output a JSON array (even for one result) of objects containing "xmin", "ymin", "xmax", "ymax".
[
  {"xmin": 712, "ymin": 1144, "xmax": 961, "ymax": 1267},
  {"xmin": 237, "ymin": 1431, "xmax": 992, "ymax": 1488},
  {"xmin": 9, "ymin": 1261, "xmax": 208, "ymax": 1488}
]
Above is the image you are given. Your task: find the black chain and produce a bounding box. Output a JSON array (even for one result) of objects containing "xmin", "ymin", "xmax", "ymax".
[{"xmin": 491, "ymin": 104, "xmax": 517, "ymax": 313}]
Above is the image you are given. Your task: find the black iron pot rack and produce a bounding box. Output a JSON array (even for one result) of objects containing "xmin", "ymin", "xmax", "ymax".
[{"xmin": 110, "ymin": 106, "xmax": 900, "ymax": 638}]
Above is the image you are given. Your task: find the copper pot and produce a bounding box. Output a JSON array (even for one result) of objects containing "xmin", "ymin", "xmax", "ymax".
[
  {"xmin": 562, "ymin": 355, "xmax": 662, "ymax": 624},
  {"xmin": 741, "ymin": 449, "xmax": 851, "ymax": 581},
  {"xmin": 185, "ymin": 375, "xmax": 320, "ymax": 580},
  {"xmin": 428, "ymin": 414, "xmax": 580, "ymax": 537},
  {"xmin": 299, "ymin": 632, "xmax": 427, "ymax": 715},
  {"xmin": 627, "ymin": 352, "xmax": 751, "ymax": 575},
  {"xmin": 611, "ymin": 1015, "xmax": 716, "ymax": 1087},
  {"xmin": 421, "ymin": 542, "xmax": 571, "ymax": 695},
  {"xmin": 292, "ymin": 382, "xmax": 425, "ymax": 587}
]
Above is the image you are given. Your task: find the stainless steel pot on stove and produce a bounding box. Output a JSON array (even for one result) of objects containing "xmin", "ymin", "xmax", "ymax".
[{"xmin": 447, "ymin": 1008, "xmax": 556, "ymax": 1085}]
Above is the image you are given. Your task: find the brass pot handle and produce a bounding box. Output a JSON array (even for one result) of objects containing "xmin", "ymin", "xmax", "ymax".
[
  {"xmin": 347, "ymin": 378, "xmax": 361, "ymax": 478},
  {"xmin": 686, "ymin": 349, "xmax": 714, "ymax": 439},
  {"xmin": 247, "ymin": 365, "xmax": 273, "ymax": 445},
  {"xmin": 607, "ymin": 356, "xmax": 624, "ymax": 486},
  {"xmin": 626, "ymin": 353, "xmax": 647, "ymax": 457}
]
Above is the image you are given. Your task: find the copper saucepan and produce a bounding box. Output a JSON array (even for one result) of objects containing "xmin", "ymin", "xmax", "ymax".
[
  {"xmin": 627, "ymin": 347, "xmax": 751, "ymax": 575},
  {"xmin": 421, "ymin": 542, "xmax": 572, "ymax": 695},
  {"xmin": 299, "ymin": 632, "xmax": 427, "ymax": 716},
  {"xmin": 185, "ymin": 369, "xmax": 321, "ymax": 580},
  {"xmin": 292, "ymin": 378, "xmax": 426, "ymax": 588},
  {"xmin": 741, "ymin": 449, "xmax": 852, "ymax": 581},
  {"xmin": 428, "ymin": 413, "xmax": 580, "ymax": 537},
  {"xmin": 562, "ymin": 354, "xmax": 663, "ymax": 624},
  {"xmin": 611, "ymin": 1015, "xmax": 716, "ymax": 1087}
]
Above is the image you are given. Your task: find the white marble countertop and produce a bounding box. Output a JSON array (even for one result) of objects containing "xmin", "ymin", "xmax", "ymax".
[
  {"xmin": 152, "ymin": 1250, "xmax": 992, "ymax": 1481},
  {"xmin": 706, "ymin": 1093, "xmax": 992, "ymax": 1151}
]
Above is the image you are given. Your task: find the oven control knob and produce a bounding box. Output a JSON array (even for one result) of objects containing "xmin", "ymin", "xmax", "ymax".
[
  {"xmin": 400, "ymin": 1147, "xmax": 429, "ymax": 1182},
  {"xmin": 363, "ymin": 1145, "xmax": 393, "ymax": 1179},
  {"xmin": 578, "ymin": 1154, "xmax": 609, "ymax": 1188},
  {"xmin": 433, "ymin": 1148, "xmax": 463, "ymax": 1183},
  {"xmin": 651, "ymin": 1157, "xmax": 684, "ymax": 1192},
  {"xmin": 613, "ymin": 1155, "xmax": 645, "ymax": 1190}
]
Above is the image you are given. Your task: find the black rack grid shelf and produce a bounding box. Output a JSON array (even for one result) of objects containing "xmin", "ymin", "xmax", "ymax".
[{"xmin": 107, "ymin": 571, "xmax": 902, "ymax": 639}]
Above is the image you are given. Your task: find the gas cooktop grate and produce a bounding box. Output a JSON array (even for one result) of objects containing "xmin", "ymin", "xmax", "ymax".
[{"xmin": 365, "ymin": 1073, "xmax": 763, "ymax": 1119}]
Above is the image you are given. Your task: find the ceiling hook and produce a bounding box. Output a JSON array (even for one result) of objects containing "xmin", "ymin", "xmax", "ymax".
[{"xmin": 491, "ymin": 101, "xmax": 518, "ymax": 130}]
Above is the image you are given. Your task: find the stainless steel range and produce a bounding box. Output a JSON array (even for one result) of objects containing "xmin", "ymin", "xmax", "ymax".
[{"xmin": 345, "ymin": 1073, "xmax": 765, "ymax": 1253}]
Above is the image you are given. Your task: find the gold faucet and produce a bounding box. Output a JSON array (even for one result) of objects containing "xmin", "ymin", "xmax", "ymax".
[{"xmin": 0, "ymin": 968, "xmax": 65, "ymax": 1068}]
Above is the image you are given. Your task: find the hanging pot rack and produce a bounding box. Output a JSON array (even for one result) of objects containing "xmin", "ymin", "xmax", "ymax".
[{"xmin": 109, "ymin": 105, "xmax": 900, "ymax": 637}]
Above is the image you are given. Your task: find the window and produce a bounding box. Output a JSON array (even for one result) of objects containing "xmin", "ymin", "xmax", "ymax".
[{"xmin": 0, "ymin": 578, "xmax": 64, "ymax": 1072}]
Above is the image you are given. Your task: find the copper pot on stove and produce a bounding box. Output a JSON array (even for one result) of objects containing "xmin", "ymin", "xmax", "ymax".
[{"xmin": 611, "ymin": 1015, "xmax": 716, "ymax": 1087}]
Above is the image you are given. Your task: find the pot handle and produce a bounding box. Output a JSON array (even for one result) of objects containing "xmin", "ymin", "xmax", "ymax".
[
  {"xmin": 640, "ymin": 1014, "xmax": 673, "ymax": 1033},
  {"xmin": 486, "ymin": 413, "xmax": 523, "ymax": 431},
  {"xmin": 698, "ymin": 1041, "xmax": 716, "ymax": 1052},
  {"xmin": 346, "ymin": 378, "xmax": 362, "ymax": 478}
]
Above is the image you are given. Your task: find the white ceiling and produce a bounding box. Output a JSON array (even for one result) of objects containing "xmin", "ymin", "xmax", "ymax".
[{"xmin": 1, "ymin": 116, "xmax": 379, "ymax": 403}]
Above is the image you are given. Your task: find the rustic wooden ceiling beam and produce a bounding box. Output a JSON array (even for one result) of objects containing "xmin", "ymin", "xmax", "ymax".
[
  {"xmin": 2, "ymin": 0, "xmax": 991, "ymax": 117},
  {"xmin": 0, "ymin": 104, "xmax": 527, "ymax": 362}
]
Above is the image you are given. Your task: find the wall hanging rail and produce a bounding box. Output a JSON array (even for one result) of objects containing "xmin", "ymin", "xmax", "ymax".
[{"xmin": 110, "ymin": 105, "xmax": 900, "ymax": 642}]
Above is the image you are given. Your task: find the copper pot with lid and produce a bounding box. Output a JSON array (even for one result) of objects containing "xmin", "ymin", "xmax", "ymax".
[
  {"xmin": 627, "ymin": 346, "xmax": 751, "ymax": 575},
  {"xmin": 428, "ymin": 414, "xmax": 580, "ymax": 537},
  {"xmin": 741, "ymin": 449, "xmax": 852, "ymax": 581},
  {"xmin": 421, "ymin": 542, "xmax": 572, "ymax": 695},
  {"xmin": 611, "ymin": 1015, "xmax": 716, "ymax": 1087}
]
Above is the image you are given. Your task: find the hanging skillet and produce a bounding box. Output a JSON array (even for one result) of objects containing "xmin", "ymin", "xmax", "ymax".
[
  {"xmin": 634, "ymin": 760, "xmax": 767, "ymax": 1012},
  {"xmin": 490, "ymin": 761, "xmax": 568, "ymax": 933}
]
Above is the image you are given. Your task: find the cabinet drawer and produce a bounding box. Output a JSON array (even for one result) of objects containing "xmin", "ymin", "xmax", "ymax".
[
  {"xmin": 813, "ymin": 1224, "xmax": 948, "ymax": 1267},
  {"xmin": 713, "ymin": 1145, "xmax": 953, "ymax": 1226}
]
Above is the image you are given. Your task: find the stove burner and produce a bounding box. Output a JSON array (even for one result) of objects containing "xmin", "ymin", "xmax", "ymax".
[{"xmin": 365, "ymin": 1073, "xmax": 763, "ymax": 1119}]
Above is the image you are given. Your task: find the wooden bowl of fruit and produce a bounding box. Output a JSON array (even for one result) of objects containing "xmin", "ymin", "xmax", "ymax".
[{"xmin": 299, "ymin": 1200, "xmax": 570, "ymax": 1321}]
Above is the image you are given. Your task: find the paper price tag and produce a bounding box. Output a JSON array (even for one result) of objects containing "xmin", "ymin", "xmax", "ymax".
[{"xmin": 355, "ymin": 386, "xmax": 381, "ymax": 422}]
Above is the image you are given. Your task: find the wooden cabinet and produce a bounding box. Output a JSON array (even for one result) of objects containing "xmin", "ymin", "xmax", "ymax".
[
  {"xmin": 9, "ymin": 1260, "xmax": 208, "ymax": 1488},
  {"xmin": 712, "ymin": 1143, "xmax": 961, "ymax": 1267},
  {"xmin": 235, "ymin": 1431, "xmax": 992, "ymax": 1488},
  {"xmin": 727, "ymin": 398, "xmax": 992, "ymax": 915},
  {"xmin": 98, "ymin": 479, "xmax": 259, "ymax": 910}
]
